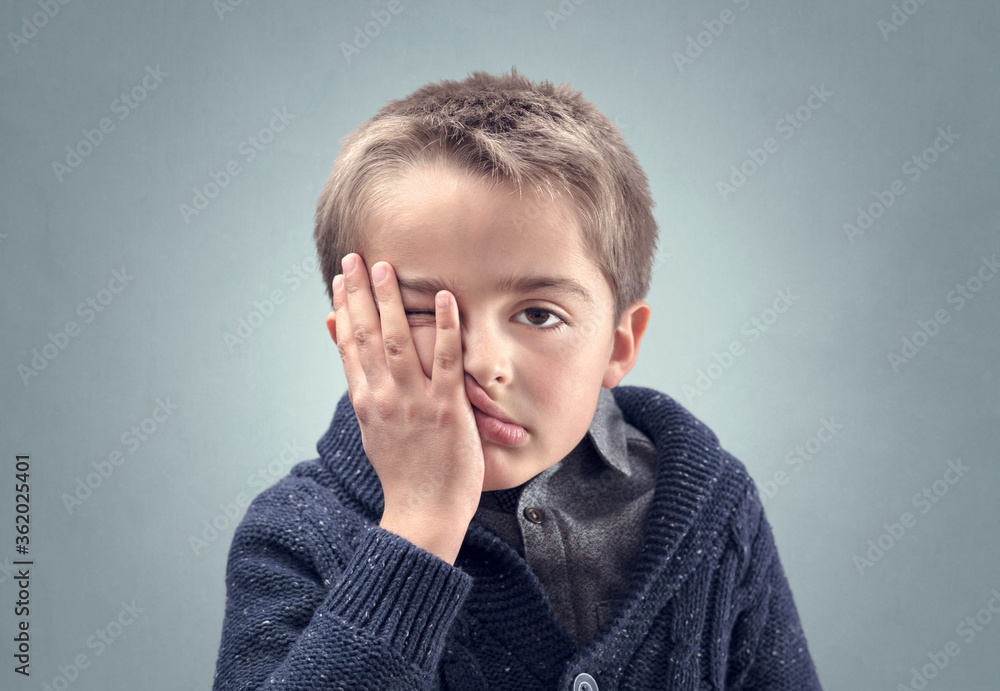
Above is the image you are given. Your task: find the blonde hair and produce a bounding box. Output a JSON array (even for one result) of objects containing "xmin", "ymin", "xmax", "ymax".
[{"xmin": 313, "ymin": 68, "xmax": 658, "ymax": 328}]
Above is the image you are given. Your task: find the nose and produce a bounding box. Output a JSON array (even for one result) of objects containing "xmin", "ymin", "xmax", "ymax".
[{"xmin": 461, "ymin": 316, "xmax": 513, "ymax": 389}]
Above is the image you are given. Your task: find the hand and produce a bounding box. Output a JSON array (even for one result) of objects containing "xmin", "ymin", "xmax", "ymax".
[{"xmin": 331, "ymin": 253, "xmax": 485, "ymax": 563}]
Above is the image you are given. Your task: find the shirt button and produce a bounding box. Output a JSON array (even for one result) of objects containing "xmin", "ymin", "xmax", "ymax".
[
  {"xmin": 523, "ymin": 506, "xmax": 544, "ymax": 523},
  {"xmin": 573, "ymin": 672, "xmax": 599, "ymax": 691}
]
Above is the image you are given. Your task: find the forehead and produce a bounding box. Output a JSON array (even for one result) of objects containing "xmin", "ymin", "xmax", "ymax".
[
  {"xmin": 361, "ymin": 164, "xmax": 609, "ymax": 307},
  {"xmin": 372, "ymin": 163, "xmax": 580, "ymax": 237},
  {"xmin": 367, "ymin": 164, "xmax": 594, "ymax": 264}
]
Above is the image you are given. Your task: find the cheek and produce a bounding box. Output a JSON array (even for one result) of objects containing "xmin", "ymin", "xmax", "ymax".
[
  {"xmin": 540, "ymin": 335, "xmax": 609, "ymax": 379},
  {"xmin": 530, "ymin": 343, "xmax": 608, "ymax": 412}
]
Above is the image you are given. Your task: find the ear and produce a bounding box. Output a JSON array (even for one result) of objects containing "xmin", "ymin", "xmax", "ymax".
[
  {"xmin": 602, "ymin": 300, "xmax": 651, "ymax": 388},
  {"xmin": 325, "ymin": 311, "xmax": 338, "ymax": 345}
]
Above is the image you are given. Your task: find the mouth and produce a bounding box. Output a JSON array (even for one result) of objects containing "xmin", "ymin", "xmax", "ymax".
[
  {"xmin": 464, "ymin": 374, "xmax": 520, "ymax": 426},
  {"xmin": 471, "ymin": 404, "xmax": 528, "ymax": 447},
  {"xmin": 464, "ymin": 374, "xmax": 528, "ymax": 447}
]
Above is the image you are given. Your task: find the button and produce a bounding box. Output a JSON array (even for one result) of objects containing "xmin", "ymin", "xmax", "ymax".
[
  {"xmin": 523, "ymin": 506, "xmax": 544, "ymax": 523},
  {"xmin": 573, "ymin": 672, "xmax": 598, "ymax": 691}
]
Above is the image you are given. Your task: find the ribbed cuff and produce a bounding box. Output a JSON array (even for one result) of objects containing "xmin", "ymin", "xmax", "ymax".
[{"xmin": 327, "ymin": 524, "xmax": 473, "ymax": 669}]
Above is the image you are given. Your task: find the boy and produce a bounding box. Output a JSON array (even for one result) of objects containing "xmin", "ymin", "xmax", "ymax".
[{"xmin": 213, "ymin": 69, "xmax": 822, "ymax": 690}]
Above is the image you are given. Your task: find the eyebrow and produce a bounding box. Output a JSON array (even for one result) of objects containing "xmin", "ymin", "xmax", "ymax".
[{"xmin": 390, "ymin": 273, "xmax": 596, "ymax": 306}]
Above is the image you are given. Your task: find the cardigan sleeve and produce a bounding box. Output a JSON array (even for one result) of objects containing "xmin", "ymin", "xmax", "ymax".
[
  {"xmin": 723, "ymin": 481, "xmax": 824, "ymax": 690},
  {"xmin": 212, "ymin": 485, "xmax": 473, "ymax": 691}
]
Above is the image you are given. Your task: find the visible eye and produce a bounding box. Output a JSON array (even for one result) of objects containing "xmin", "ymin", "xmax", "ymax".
[
  {"xmin": 514, "ymin": 307, "xmax": 565, "ymax": 330},
  {"xmin": 403, "ymin": 307, "xmax": 568, "ymax": 331}
]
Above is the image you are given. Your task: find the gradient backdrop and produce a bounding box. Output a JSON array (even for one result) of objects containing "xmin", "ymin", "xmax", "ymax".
[{"xmin": 2, "ymin": 1, "xmax": 999, "ymax": 689}]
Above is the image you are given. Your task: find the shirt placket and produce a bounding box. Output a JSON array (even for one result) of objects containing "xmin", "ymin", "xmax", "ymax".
[{"xmin": 518, "ymin": 470, "xmax": 577, "ymax": 642}]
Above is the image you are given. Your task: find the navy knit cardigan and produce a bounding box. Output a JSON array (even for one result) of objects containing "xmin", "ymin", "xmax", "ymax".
[{"xmin": 212, "ymin": 385, "xmax": 823, "ymax": 690}]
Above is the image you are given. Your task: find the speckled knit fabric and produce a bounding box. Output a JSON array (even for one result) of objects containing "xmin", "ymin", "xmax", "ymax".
[{"xmin": 212, "ymin": 385, "xmax": 823, "ymax": 690}]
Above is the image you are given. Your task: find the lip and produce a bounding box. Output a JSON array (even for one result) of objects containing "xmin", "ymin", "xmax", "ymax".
[
  {"xmin": 464, "ymin": 374, "xmax": 520, "ymax": 426},
  {"xmin": 464, "ymin": 374, "xmax": 528, "ymax": 446}
]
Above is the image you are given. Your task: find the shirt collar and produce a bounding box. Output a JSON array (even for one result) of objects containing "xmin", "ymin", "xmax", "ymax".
[{"xmin": 585, "ymin": 385, "xmax": 632, "ymax": 475}]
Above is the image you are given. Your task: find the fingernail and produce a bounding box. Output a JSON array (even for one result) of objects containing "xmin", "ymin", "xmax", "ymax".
[
  {"xmin": 342, "ymin": 254, "xmax": 356, "ymax": 274},
  {"xmin": 371, "ymin": 262, "xmax": 387, "ymax": 284},
  {"xmin": 333, "ymin": 274, "xmax": 343, "ymax": 293}
]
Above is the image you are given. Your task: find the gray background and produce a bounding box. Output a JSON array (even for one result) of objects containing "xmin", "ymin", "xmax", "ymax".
[{"xmin": 2, "ymin": 0, "xmax": 998, "ymax": 689}]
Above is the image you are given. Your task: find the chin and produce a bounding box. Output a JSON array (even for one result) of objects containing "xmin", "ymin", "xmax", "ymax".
[
  {"xmin": 481, "ymin": 446, "xmax": 546, "ymax": 492},
  {"xmin": 480, "ymin": 466, "xmax": 517, "ymax": 492},
  {"xmin": 480, "ymin": 454, "xmax": 516, "ymax": 492},
  {"xmin": 482, "ymin": 478, "xmax": 527, "ymax": 492}
]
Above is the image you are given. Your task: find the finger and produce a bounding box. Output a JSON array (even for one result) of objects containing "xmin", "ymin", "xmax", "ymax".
[
  {"xmin": 332, "ymin": 272, "xmax": 366, "ymax": 394},
  {"xmin": 430, "ymin": 290, "xmax": 466, "ymax": 398},
  {"xmin": 370, "ymin": 261, "xmax": 422, "ymax": 389},
  {"xmin": 341, "ymin": 253, "xmax": 385, "ymax": 378}
]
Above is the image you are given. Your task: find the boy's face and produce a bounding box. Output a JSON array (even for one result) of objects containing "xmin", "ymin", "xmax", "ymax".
[{"xmin": 334, "ymin": 163, "xmax": 649, "ymax": 491}]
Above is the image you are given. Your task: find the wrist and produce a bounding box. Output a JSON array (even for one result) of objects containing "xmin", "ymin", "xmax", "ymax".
[{"xmin": 379, "ymin": 510, "xmax": 471, "ymax": 565}]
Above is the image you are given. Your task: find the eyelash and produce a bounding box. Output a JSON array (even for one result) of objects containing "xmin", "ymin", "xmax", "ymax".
[{"xmin": 403, "ymin": 307, "xmax": 568, "ymax": 332}]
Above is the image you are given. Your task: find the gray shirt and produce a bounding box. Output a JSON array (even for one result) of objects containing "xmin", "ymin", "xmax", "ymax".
[{"xmin": 472, "ymin": 385, "xmax": 659, "ymax": 647}]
